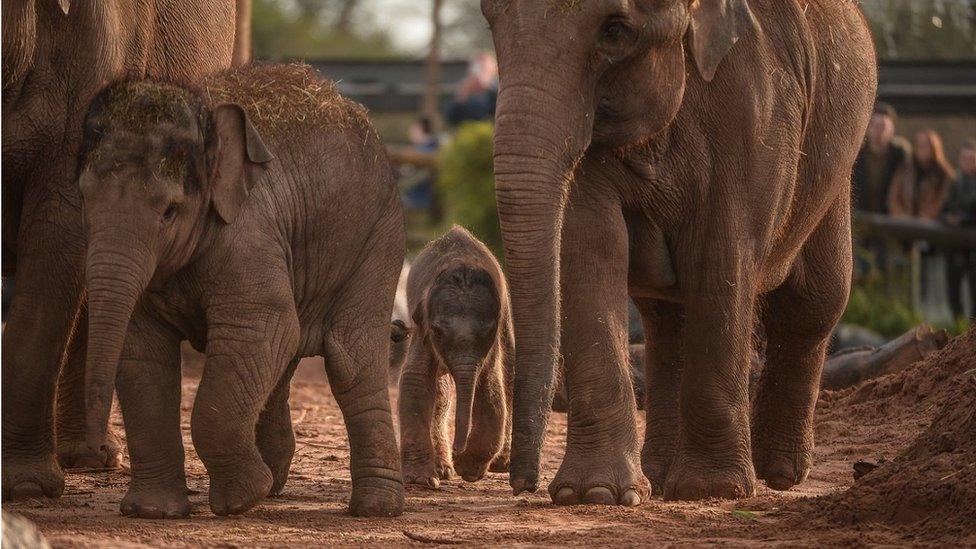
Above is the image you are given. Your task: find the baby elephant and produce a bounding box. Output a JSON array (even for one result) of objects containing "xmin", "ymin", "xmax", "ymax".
[
  {"xmin": 398, "ymin": 226, "xmax": 513, "ymax": 487},
  {"xmin": 78, "ymin": 64, "xmax": 404, "ymax": 518}
]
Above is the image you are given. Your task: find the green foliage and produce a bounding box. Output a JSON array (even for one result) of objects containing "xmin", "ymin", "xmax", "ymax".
[
  {"xmin": 436, "ymin": 122, "xmax": 503, "ymax": 259},
  {"xmin": 843, "ymin": 247, "xmax": 923, "ymax": 337},
  {"xmin": 252, "ymin": 0, "xmax": 398, "ymax": 60}
]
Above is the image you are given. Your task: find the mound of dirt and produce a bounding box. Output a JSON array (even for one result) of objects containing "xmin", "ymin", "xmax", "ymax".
[{"xmin": 796, "ymin": 328, "xmax": 976, "ymax": 541}]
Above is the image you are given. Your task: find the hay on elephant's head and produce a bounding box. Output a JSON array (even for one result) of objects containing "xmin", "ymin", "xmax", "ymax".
[
  {"xmin": 203, "ymin": 63, "xmax": 369, "ymax": 132},
  {"xmin": 98, "ymin": 81, "xmax": 200, "ymax": 132}
]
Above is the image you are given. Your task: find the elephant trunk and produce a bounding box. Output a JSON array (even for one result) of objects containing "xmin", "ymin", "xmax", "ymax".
[
  {"xmin": 451, "ymin": 365, "xmax": 478, "ymax": 455},
  {"xmin": 492, "ymin": 67, "xmax": 593, "ymax": 493},
  {"xmin": 84, "ymin": 233, "xmax": 155, "ymax": 453}
]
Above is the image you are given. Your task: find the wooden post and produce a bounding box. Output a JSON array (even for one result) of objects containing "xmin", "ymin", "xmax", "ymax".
[
  {"xmin": 232, "ymin": 0, "xmax": 252, "ymax": 67},
  {"xmin": 423, "ymin": 0, "xmax": 444, "ymax": 125}
]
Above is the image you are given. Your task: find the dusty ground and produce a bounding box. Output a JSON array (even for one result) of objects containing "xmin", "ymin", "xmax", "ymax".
[{"xmin": 5, "ymin": 330, "xmax": 975, "ymax": 547}]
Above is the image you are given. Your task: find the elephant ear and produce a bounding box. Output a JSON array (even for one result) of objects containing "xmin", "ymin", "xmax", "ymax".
[
  {"xmin": 687, "ymin": 0, "xmax": 759, "ymax": 82},
  {"xmin": 208, "ymin": 103, "xmax": 274, "ymax": 224}
]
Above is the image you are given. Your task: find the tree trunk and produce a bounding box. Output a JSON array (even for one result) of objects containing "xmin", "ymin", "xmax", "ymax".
[
  {"xmin": 232, "ymin": 0, "xmax": 251, "ymax": 67},
  {"xmin": 423, "ymin": 0, "xmax": 444, "ymax": 125}
]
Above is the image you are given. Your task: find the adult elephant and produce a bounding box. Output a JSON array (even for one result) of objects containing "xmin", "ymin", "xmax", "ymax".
[
  {"xmin": 483, "ymin": 0, "xmax": 877, "ymax": 504},
  {"xmin": 2, "ymin": 0, "xmax": 235, "ymax": 498}
]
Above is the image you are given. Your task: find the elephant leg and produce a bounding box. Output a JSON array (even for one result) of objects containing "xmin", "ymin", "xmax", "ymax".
[
  {"xmin": 664, "ymin": 245, "xmax": 757, "ymax": 501},
  {"xmin": 323, "ymin": 249, "xmax": 404, "ymax": 517},
  {"xmin": 191, "ymin": 295, "xmax": 300, "ymax": 516},
  {"xmin": 548, "ymin": 189, "xmax": 647, "ymax": 507},
  {"xmin": 116, "ymin": 305, "xmax": 189, "ymax": 519},
  {"xmin": 56, "ymin": 310, "xmax": 123, "ymax": 469},
  {"xmin": 2, "ymin": 189, "xmax": 86, "ymax": 499},
  {"xmin": 433, "ymin": 375, "xmax": 455, "ymax": 480},
  {"xmin": 454, "ymin": 360, "xmax": 506, "ymax": 482},
  {"xmin": 753, "ymin": 198, "xmax": 851, "ymax": 491},
  {"xmin": 398, "ymin": 343, "xmax": 442, "ymax": 489},
  {"xmin": 489, "ymin": 337, "xmax": 515, "ymax": 474},
  {"xmin": 633, "ymin": 298, "xmax": 683, "ymax": 495},
  {"xmin": 256, "ymin": 359, "xmax": 299, "ymax": 497}
]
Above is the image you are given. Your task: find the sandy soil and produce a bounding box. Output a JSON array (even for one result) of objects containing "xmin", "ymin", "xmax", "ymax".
[{"xmin": 5, "ymin": 330, "xmax": 975, "ymax": 548}]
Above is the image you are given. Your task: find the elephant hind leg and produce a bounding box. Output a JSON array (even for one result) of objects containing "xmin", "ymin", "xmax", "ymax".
[
  {"xmin": 321, "ymin": 232, "xmax": 404, "ymax": 517},
  {"xmin": 633, "ymin": 298, "xmax": 683, "ymax": 495},
  {"xmin": 752, "ymin": 197, "xmax": 852, "ymax": 491},
  {"xmin": 256, "ymin": 359, "xmax": 299, "ymax": 497}
]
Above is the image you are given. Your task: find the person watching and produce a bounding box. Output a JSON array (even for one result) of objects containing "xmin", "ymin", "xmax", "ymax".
[
  {"xmin": 941, "ymin": 138, "xmax": 976, "ymax": 320},
  {"xmin": 852, "ymin": 102, "xmax": 913, "ymax": 215}
]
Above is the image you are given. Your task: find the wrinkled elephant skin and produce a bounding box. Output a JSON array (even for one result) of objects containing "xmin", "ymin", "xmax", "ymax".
[
  {"xmin": 77, "ymin": 65, "xmax": 404, "ymax": 518},
  {"xmin": 2, "ymin": 0, "xmax": 235, "ymax": 500},
  {"xmin": 483, "ymin": 0, "xmax": 877, "ymax": 504}
]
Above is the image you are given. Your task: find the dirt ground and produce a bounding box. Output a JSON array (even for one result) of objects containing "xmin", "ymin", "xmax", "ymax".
[{"xmin": 5, "ymin": 330, "xmax": 976, "ymax": 547}]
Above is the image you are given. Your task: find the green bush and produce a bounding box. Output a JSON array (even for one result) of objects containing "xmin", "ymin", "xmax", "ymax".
[{"xmin": 436, "ymin": 122, "xmax": 503, "ymax": 259}]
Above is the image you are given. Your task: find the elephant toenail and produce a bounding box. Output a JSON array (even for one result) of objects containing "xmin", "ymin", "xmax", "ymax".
[
  {"xmin": 553, "ymin": 487, "xmax": 577, "ymax": 505},
  {"xmin": 583, "ymin": 487, "xmax": 615, "ymax": 505},
  {"xmin": 620, "ymin": 490, "xmax": 641, "ymax": 507}
]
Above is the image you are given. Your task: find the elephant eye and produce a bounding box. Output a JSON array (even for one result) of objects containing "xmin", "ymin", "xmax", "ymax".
[
  {"xmin": 163, "ymin": 203, "xmax": 180, "ymax": 222},
  {"xmin": 600, "ymin": 20, "xmax": 633, "ymax": 44}
]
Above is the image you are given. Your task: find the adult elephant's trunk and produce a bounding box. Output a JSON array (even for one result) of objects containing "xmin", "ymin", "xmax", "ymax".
[
  {"xmin": 493, "ymin": 66, "xmax": 592, "ymax": 494},
  {"xmin": 84, "ymin": 232, "xmax": 156, "ymax": 453},
  {"xmin": 451, "ymin": 365, "xmax": 477, "ymax": 455}
]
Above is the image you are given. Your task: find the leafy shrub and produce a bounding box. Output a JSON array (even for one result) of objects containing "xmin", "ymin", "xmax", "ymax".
[{"xmin": 436, "ymin": 122, "xmax": 503, "ymax": 259}]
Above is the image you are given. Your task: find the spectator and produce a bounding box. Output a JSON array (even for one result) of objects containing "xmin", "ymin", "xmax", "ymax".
[
  {"xmin": 900, "ymin": 130, "xmax": 954, "ymax": 219},
  {"xmin": 852, "ymin": 103, "xmax": 913, "ymax": 215},
  {"xmin": 401, "ymin": 117, "xmax": 442, "ymax": 221},
  {"xmin": 941, "ymin": 138, "xmax": 976, "ymax": 320},
  {"xmin": 446, "ymin": 52, "xmax": 498, "ymax": 127}
]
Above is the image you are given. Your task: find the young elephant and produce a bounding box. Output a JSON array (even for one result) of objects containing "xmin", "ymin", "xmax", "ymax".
[
  {"xmin": 398, "ymin": 226, "xmax": 513, "ymax": 487},
  {"xmin": 77, "ymin": 64, "xmax": 404, "ymax": 518}
]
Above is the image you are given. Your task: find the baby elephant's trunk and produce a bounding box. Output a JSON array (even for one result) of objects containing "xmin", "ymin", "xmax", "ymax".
[{"xmin": 452, "ymin": 366, "xmax": 478, "ymax": 455}]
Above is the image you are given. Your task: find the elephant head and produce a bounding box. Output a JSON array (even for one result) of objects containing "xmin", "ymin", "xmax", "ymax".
[
  {"xmin": 413, "ymin": 265, "xmax": 500, "ymax": 455},
  {"xmin": 481, "ymin": 0, "xmax": 758, "ymax": 491},
  {"xmin": 78, "ymin": 81, "xmax": 273, "ymax": 453}
]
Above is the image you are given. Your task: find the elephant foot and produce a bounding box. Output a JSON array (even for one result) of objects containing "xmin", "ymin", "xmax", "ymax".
[
  {"xmin": 57, "ymin": 428, "xmax": 124, "ymax": 470},
  {"xmin": 454, "ymin": 450, "xmax": 492, "ymax": 482},
  {"xmin": 548, "ymin": 449, "xmax": 648, "ymax": 507},
  {"xmin": 663, "ymin": 450, "xmax": 756, "ymax": 501},
  {"xmin": 488, "ymin": 451, "xmax": 509, "ymax": 473},
  {"xmin": 348, "ymin": 477, "xmax": 404, "ymax": 517},
  {"xmin": 2, "ymin": 454, "xmax": 65, "ymax": 500},
  {"xmin": 256, "ymin": 421, "xmax": 295, "ymax": 497},
  {"xmin": 402, "ymin": 456, "xmax": 451, "ymax": 489},
  {"xmin": 121, "ymin": 483, "xmax": 191, "ymax": 519},
  {"xmin": 435, "ymin": 457, "xmax": 455, "ymax": 480},
  {"xmin": 752, "ymin": 430, "xmax": 812, "ymax": 491},
  {"xmin": 207, "ymin": 456, "xmax": 272, "ymax": 516}
]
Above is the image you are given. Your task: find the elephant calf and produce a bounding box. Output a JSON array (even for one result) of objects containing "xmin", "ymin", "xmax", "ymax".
[
  {"xmin": 77, "ymin": 64, "xmax": 404, "ymax": 518},
  {"xmin": 398, "ymin": 226, "xmax": 513, "ymax": 487}
]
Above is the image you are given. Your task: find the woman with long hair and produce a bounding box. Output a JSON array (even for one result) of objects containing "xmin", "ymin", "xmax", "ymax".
[{"xmin": 909, "ymin": 129, "xmax": 956, "ymax": 219}]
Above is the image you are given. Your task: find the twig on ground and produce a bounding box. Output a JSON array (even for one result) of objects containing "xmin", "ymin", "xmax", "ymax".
[{"xmin": 402, "ymin": 530, "xmax": 462, "ymax": 545}]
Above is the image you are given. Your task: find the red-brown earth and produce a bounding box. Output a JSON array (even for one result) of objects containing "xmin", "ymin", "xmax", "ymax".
[{"xmin": 5, "ymin": 330, "xmax": 975, "ymax": 547}]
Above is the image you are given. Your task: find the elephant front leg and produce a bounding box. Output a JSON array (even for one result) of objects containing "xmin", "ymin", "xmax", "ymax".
[
  {"xmin": 633, "ymin": 298, "xmax": 683, "ymax": 495},
  {"xmin": 256, "ymin": 359, "xmax": 299, "ymax": 497},
  {"xmin": 2, "ymin": 193, "xmax": 87, "ymax": 499},
  {"xmin": 192, "ymin": 298, "xmax": 300, "ymax": 516},
  {"xmin": 56, "ymin": 311, "xmax": 123, "ymax": 470},
  {"xmin": 664, "ymin": 250, "xmax": 757, "ymax": 501},
  {"xmin": 753, "ymin": 198, "xmax": 851, "ymax": 491},
  {"xmin": 398, "ymin": 345, "xmax": 444, "ymax": 489},
  {"xmin": 116, "ymin": 305, "xmax": 189, "ymax": 518},
  {"xmin": 549, "ymin": 194, "xmax": 647, "ymax": 507}
]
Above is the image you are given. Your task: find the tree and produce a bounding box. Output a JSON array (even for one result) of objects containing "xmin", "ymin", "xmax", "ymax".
[{"xmin": 862, "ymin": 0, "xmax": 976, "ymax": 59}]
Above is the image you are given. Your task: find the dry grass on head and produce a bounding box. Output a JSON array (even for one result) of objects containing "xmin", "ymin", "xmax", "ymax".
[{"xmin": 202, "ymin": 63, "xmax": 369, "ymax": 132}]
